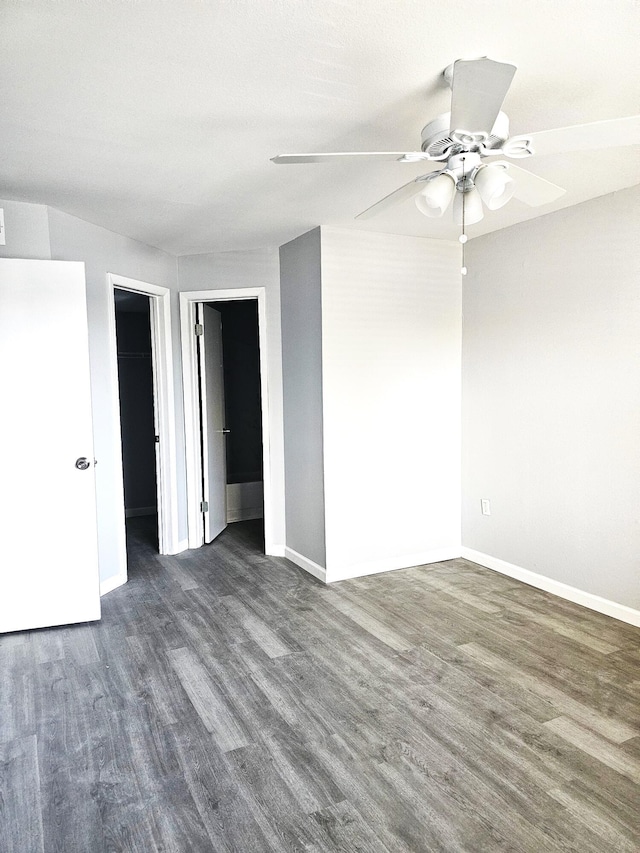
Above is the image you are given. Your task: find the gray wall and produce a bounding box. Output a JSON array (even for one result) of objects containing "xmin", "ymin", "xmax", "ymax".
[
  {"xmin": 279, "ymin": 228, "xmax": 326, "ymax": 568},
  {"xmin": 462, "ymin": 185, "xmax": 640, "ymax": 609}
]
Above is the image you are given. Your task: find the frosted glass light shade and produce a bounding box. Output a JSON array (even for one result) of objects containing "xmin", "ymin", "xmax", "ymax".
[
  {"xmin": 452, "ymin": 187, "xmax": 484, "ymax": 225},
  {"xmin": 474, "ymin": 164, "xmax": 515, "ymax": 210},
  {"xmin": 415, "ymin": 173, "xmax": 455, "ymax": 218}
]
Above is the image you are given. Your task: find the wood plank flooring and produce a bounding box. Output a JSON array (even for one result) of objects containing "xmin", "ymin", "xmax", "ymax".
[{"xmin": 2, "ymin": 517, "xmax": 640, "ymax": 852}]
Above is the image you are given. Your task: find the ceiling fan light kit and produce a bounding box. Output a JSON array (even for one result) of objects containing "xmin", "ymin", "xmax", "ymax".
[
  {"xmin": 273, "ymin": 56, "xmax": 640, "ymax": 271},
  {"xmin": 415, "ymin": 172, "xmax": 456, "ymax": 217},
  {"xmin": 413, "ymin": 152, "xmax": 516, "ymax": 224},
  {"xmin": 474, "ymin": 164, "xmax": 515, "ymax": 210}
]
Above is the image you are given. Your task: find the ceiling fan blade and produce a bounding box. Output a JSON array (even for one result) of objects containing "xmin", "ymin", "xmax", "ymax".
[
  {"xmin": 497, "ymin": 161, "xmax": 566, "ymax": 206},
  {"xmin": 517, "ymin": 115, "xmax": 640, "ymax": 157},
  {"xmin": 450, "ymin": 58, "xmax": 517, "ymax": 136},
  {"xmin": 272, "ymin": 152, "xmax": 428, "ymax": 164},
  {"xmin": 355, "ymin": 173, "xmax": 440, "ymax": 220}
]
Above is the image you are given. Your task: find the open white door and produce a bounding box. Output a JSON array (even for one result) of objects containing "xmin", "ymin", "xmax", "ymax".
[
  {"xmin": 0, "ymin": 259, "xmax": 100, "ymax": 633},
  {"xmin": 197, "ymin": 304, "xmax": 228, "ymax": 543}
]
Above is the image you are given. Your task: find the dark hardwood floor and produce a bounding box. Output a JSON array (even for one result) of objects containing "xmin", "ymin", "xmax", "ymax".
[{"xmin": 2, "ymin": 518, "xmax": 640, "ymax": 852}]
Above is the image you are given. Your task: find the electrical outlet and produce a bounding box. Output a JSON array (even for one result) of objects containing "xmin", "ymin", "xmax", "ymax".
[
  {"xmin": 0, "ymin": 209, "xmax": 5, "ymax": 246},
  {"xmin": 481, "ymin": 499, "xmax": 491, "ymax": 516}
]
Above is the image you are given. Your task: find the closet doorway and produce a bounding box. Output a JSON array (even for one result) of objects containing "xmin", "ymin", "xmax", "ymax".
[
  {"xmin": 114, "ymin": 289, "xmax": 158, "ymax": 544},
  {"xmin": 107, "ymin": 273, "xmax": 179, "ymax": 591}
]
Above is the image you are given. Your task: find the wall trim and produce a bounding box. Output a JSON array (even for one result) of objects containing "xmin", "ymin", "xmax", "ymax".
[
  {"xmin": 227, "ymin": 508, "xmax": 264, "ymax": 523},
  {"xmin": 327, "ymin": 547, "xmax": 461, "ymax": 584},
  {"xmin": 125, "ymin": 506, "xmax": 156, "ymax": 518},
  {"xmin": 100, "ymin": 572, "xmax": 127, "ymax": 597},
  {"xmin": 284, "ymin": 547, "xmax": 327, "ymax": 583},
  {"xmin": 461, "ymin": 547, "xmax": 640, "ymax": 628},
  {"xmin": 170, "ymin": 538, "xmax": 189, "ymax": 555},
  {"xmin": 226, "ymin": 480, "xmax": 264, "ymax": 524}
]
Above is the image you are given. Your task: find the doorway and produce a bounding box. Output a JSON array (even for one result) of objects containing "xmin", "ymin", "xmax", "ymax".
[
  {"xmin": 114, "ymin": 289, "xmax": 158, "ymax": 548},
  {"xmin": 195, "ymin": 299, "xmax": 264, "ymax": 545},
  {"xmin": 106, "ymin": 273, "xmax": 180, "ymax": 593},
  {"xmin": 180, "ymin": 287, "xmax": 274, "ymax": 554}
]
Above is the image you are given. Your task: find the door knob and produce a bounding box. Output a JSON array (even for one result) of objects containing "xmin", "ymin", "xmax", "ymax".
[{"xmin": 75, "ymin": 457, "xmax": 91, "ymax": 470}]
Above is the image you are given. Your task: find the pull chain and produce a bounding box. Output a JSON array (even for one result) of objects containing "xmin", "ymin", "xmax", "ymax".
[{"xmin": 460, "ymin": 155, "xmax": 468, "ymax": 275}]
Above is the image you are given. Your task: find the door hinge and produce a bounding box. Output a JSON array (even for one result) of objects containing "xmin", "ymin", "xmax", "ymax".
[
  {"xmin": 154, "ymin": 435, "xmax": 160, "ymax": 443},
  {"xmin": 194, "ymin": 323, "xmax": 204, "ymax": 336},
  {"xmin": 200, "ymin": 500, "xmax": 209, "ymax": 512}
]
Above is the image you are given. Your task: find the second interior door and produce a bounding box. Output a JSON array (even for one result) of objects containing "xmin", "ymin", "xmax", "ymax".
[{"xmin": 197, "ymin": 303, "xmax": 228, "ymax": 543}]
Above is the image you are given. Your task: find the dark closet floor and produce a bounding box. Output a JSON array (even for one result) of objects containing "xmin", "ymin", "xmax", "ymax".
[{"xmin": 2, "ymin": 519, "xmax": 640, "ymax": 851}]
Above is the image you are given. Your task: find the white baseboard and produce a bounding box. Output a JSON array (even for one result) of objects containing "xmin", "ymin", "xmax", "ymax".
[
  {"xmin": 100, "ymin": 572, "xmax": 127, "ymax": 597},
  {"xmin": 327, "ymin": 547, "xmax": 461, "ymax": 584},
  {"xmin": 227, "ymin": 507, "xmax": 264, "ymax": 523},
  {"xmin": 284, "ymin": 547, "xmax": 327, "ymax": 583},
  {"xmin": 266, "ymin": 543, "xmax": 285, "ymax": 557},
  {"xmin": 226, "ymin": 482, "xmax": 263, "ymax": 524},
  {"xmin": 284, "ymin": 546, "xmax": 460, "ymax": 586},
  {"xmin": 166, "ymin": 538, "xmax": 189, "ymax": 555},
  {"xmin": 461, "ymin": 547, "xmax": 640, "ymax": 628},
  {"xmin": 125, "ymin": 506, "xmax": 156, "ymax": 518}
]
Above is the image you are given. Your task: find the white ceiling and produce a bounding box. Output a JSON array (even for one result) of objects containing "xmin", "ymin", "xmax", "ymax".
[{"xmin": 1, "ymin": 1, "xmax": 639, "ymax": 256}]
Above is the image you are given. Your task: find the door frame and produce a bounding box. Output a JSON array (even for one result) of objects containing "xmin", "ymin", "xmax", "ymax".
[
  {"xmin": 107, "ymin": 273, "xmax": 180, "ymax": 572},
  {"xmin": 179, "ymin": 288, "xmax": 274, "ymax": 553}
]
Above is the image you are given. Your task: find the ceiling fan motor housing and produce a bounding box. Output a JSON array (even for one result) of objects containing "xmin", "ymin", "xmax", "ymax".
[{"xmin": 421, "ymin": 111, "xmax": 510, "ymax": 159}]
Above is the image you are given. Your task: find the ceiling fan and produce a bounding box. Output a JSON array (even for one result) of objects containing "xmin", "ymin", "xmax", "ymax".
[{"xmin": 272, "ymin": 57, "xmax": 640, "ymax": 226}]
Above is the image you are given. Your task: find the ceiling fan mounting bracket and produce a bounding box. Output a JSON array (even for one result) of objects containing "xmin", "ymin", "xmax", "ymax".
[{"xmin": 420, "ymin": 112, "xmax": 510, "ymax": 159}]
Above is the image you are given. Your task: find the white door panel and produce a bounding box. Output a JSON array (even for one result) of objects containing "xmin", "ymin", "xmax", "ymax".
[
  {"xmin": 197, "ymin": 304, "xmax": 227, "ymax": 543},
  {"xmin": 0, "ymin": 259, "xmax": 100, "ymax": 633}
]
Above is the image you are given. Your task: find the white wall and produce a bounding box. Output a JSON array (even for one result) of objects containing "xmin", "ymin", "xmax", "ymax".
[
  {"xmin": 463, "ymin": 185, "xmax": 640, "ymax": 611},
  {"xmin": 279, "ymin": 229, "xmax": 327, "ymax": 569},
  {"xmin": 177, "ymin": 247, "xmax": 285, "ymax": 551},
  {"xmin": 0, "ymin": 199, "xmax": 51, "ymax": 260},
  {"xmin": 47, "ymin": 208, "xmax": 182, "ymax": 586},
  {"xmin": 320, "ymin": 229, "xmax": 461, "ymax": 580}
]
